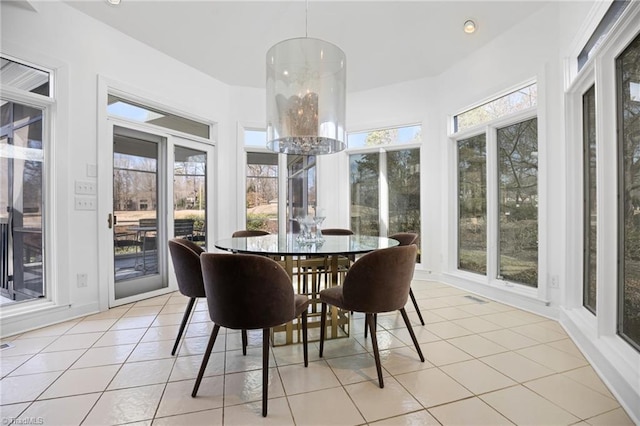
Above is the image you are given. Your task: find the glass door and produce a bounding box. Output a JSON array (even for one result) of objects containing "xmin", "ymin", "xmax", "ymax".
[
  {"xmin": 0, "ymin": 100, "xmax": 45, "ymax": 305},
  {"xmin": 111, "ymin": 126, "xmax": 167, "ymax": 301}
]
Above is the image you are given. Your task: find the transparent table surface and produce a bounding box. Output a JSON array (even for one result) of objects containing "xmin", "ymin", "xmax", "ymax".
[{"xmin": 214, "ymin": 233, "xmax": 399, "ymax": 256}]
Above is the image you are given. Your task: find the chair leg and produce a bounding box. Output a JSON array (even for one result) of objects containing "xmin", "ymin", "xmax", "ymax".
[
  {"xmin": 262, "ymin": 328, "xmax": 270, "ymax": 417},
  {"xmin": 192, "ymin": 324, "xmax": 220, "ymax": 397},
  {"xmin": 302, "ymin": 310, "xmax": 308, "ymax": 367},
  {"xmin": 319, "ymin": 302, "xmax": 327, "ymax": 358},
  {"xmin": 399, "ymin": 308, "xmax": 425, "ymax": 362},
  {"xmin": 242, "ymin": 329, "xmax": 248, "ymax": 356},
  {"xmin": 172, "ymin": 297, "xmax": 196, "ymax": 356},
  {"xmin": 364, "ymin": 312, "xmax": 377, "ymax": 339},
  {"xmin": 409, "ymin": 288, "xmax": 425, "ymax": 326},
  {"xmin": 367, "ymin": 313, "xmax": 384, "ymax": 388}
]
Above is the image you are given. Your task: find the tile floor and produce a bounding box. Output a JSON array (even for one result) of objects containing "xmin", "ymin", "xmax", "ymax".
[{"xmin": 0, "ymin": 280, "xmax": 635, "ymax": 425}]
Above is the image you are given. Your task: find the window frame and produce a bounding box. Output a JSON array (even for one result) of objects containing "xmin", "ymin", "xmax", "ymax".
[
  {"xmin": 563, "ymin": 2, "xmax": 640, "ymax": 408},
  {"xmin": 346, "ymin": 124, "xmax": 422, "ymax": 249},
  {"xmin": 450, "ymin": 103, "xmax": 541, "ymax": 298},
  {"xmin": 0, "ymin": 53, "xmax": 69, "ymax": 320}
]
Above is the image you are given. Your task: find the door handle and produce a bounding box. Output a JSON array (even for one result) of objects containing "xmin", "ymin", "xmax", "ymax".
[{"xmin": 107, "ymin": 213, "xmax": 113, "ymax": 229}]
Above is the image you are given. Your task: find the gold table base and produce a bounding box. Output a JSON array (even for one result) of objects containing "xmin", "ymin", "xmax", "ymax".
[{"xmin": 271, "ymin": 255, "xmax": 351, "ymax": 346}]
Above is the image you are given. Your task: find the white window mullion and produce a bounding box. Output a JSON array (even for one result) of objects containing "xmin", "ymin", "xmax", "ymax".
[
  {"xmin": 379, "ymin": 149, "xmax": 389, "ymax": 237},
  {"xmin": 486, "ymin": 126, "xmax": 499, "ymax": 282}
]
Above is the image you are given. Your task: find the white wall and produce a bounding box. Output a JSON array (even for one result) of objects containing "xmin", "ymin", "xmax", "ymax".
[
  {"xmin": 2, "ymin": 0, "xmax": 638, "ymax": 421},
  {"xmin": 0, "ymin": 1, "xmax": 231, "ymax": 334}
]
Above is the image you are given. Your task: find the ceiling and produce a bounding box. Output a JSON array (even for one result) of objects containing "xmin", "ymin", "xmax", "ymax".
[{"xmin": 64, "ymin": 0, "xmax": 554, "ymax": 92}]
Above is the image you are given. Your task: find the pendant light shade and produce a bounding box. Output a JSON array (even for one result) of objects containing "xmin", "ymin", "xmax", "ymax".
[{"xmin": 266, "ymin": 37, "xmax": 346, "ymax": 155}]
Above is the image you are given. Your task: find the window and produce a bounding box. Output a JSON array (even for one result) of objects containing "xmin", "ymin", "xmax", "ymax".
[
  {"xmin": 347, "ymin": 124, "xmax": 421, "ymax": 149},
  {"xmin": 246, "ymin": 152, "xmax": 278, "ymax": 233},
  {"xmin": 454, "ymin": 83, "xmax": 537, "ymax": 132},
  {"xmin": 458, "ymin": 134, "xmax": 487, "ymax": 274},
  {"xmin": 288, "ymin": 155, "xmax": 316, "ymax": 232},
  {"xmin": 583, "ymin": 85, "xmax": 597, "ymax": 314},
  {"xmin": 107, "ymin": 95, "xmax": 209, "ymax": 139},
  {"xmin": 578, "ymin": 0, "xmax": 630, "ymax": 71},
  {"xmin": 0, "ymin": 58, "xmax": 50, "ymax": 96},
  {"xmin": 454, "ymin": 85, "xmax": 538, "ymax": 288},
  {"xmin": 1, "ymin": 57, "xmax": 52, "ymax": 306},
  {"xmin": 350, "ymin": 153, "xmax": 379, "ymax": 235},
  {"xmin": 348, "ymin": 125, "xmax": 421, "ymax": 249},
  {"xmin": 242, "ymin": 129, "xmax": 279, "ymax": 233},
  {"xmin": 617, "ymin": 31, "xmax": 640, "ymax": 350},
  {"xmin": 498, "ymin": 118, "xmax": 538, "ymax": 287}
]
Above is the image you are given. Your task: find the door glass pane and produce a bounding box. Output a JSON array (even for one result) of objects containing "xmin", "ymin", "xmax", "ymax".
[
  {"xmin": 174, "ymin": 146, "xmax": 207, "ymax": 247},
  {"xmin": 113, "ymin": 135, "xmax": 159, "ymax": 286},
  {"xmin": 388, "ymin": 148, "xmax": 421, "ymax": 255},
  {"xmin": 350, "ymin": 153, "xmax": 379, "ymax": 235},
  {"xmin": 246, "ymin": 152, "xmax": 278, "ymax": 233},
  {"xmin": 0, "ymin": 101, "xmax": 44, "ymax": 305},
  {"xmin": 498, "ymin": 118, "xmax": 538, "ymax": 287},
  {"xmin": 583, "ymin": 85, "xmax": 597, "ymax": 314},
  {"xmin": 617, "ymin": 32, "xmax": 640, "ymax": 350},
  {"xmin": 458, "ymin": 134, "xmax": 487, "ymax": 274}
]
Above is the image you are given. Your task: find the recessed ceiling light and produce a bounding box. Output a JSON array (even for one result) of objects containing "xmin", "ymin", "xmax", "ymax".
[
  {"xmin": 464, "ymin": 20, "xmax": 476, "ymax": 34},
  {"xmin": 107, "ymin": 0, "xmax": 121, "ymax": 5}
]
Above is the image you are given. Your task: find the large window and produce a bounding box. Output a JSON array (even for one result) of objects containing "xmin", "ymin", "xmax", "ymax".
[
  {"xmin": 583, "ymin": 85, "xmax": 597, "ymax": 314},
  {"xmin": 454, "ymin": 85, "xmax": 538, "ymax": 288},
  {"xmin": 350, "ymin": 153, "xmax": 379, "ymax": 235},
  {"xmin": 498, "ymin": 118, "xmax": 538, "ymax": 287},
  {"xmin": 243, "ymin": 129, "xmax": 279, "ymax": 233},
  {"xmin": 458, "ymin": 134, "xmax": 487, "ymax": 274},
  {"xmin": 348, "ymin": 125, "xmax": 421, "ymax": 245},
  {"xmin": 617, "ymin": 31, "xmax": 640, "ymax": 350},
  {"xmin": 1, "ymin": 57, "xmax": 51, "ymax": 306},
  {"xmin": 288, "ymin": 155, "xmax": 316, "ymax": 232},
  {"xmin": 454, "ymin": 83, "xmax": 537, "ymax": 132},
  {"xmin": 246, "ymin": 152, "xmax": 278, "ymax": 233}
]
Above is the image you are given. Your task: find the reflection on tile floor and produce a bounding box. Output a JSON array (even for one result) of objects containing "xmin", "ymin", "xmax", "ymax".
[{"xmin": 0, "ymin": 280, "xmax": 635, "ymax": 425}]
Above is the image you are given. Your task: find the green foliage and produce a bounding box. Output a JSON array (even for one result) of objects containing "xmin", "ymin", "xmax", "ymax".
[{"xmin": 247, "ymin": 214, "xmax": 269, "ymax": 231}]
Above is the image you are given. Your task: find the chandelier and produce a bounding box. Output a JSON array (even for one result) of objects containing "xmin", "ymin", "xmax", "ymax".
[{"xmin": 265, "ymin": 4, "xmax": 346, "ymax": 155}]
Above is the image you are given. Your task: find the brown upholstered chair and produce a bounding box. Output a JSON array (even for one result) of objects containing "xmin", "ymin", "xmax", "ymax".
[
  {"xmin": 193, "ymin": 252, "xmax": 310, "ymax": 417},
  {"xmin": 232, "ymin": 229, "xmax": 270, "ymax": 237},
  {"xmin": 168, "ymin": 238, "xmax": 206, "ymax": 356},
  {"xmin": 321, "ymin": 228, "xmax": 354, "ymax": 236},
  {"xmin": 318, "ymin": 245, "xmax": 424, "ymax": 388},
  {"xmin": 388, "ymin": 233, "xmax": 425, "ymax": 326}
]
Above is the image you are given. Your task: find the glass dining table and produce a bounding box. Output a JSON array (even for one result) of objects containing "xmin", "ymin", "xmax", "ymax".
[{"xmin": 214, "ymin": 233, "xmax": 399, "ymax": 345}]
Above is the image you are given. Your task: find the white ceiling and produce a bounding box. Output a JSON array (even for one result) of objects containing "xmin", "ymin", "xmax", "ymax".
[{"xmin": 65, "ymin": 0, "xmax": 555, "ymax": 92}]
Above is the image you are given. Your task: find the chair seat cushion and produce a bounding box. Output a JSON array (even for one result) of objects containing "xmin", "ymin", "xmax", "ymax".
[
  {"xmin": 294, "ymin": 294, "xmax": 311, "ymax": 316},
  {"xmin": 319, "ymin": 286, "xmax": 346, "ymax": 309}
]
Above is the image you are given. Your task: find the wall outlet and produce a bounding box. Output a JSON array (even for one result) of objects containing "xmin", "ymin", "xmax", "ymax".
[
  {"xmin": 75, "ymin": 180, "xmax": 96, "ymax": 195},
  {"xmin": 75, "ymin": 196, "xmax": 96, "ymax": 210},
  {"xmin": 77, "ymin": 273, "xmax": 88, "ymax": 288},
  {"xmin": 550, "ymin": 275, "xmax": 559, "ymax": 289}
]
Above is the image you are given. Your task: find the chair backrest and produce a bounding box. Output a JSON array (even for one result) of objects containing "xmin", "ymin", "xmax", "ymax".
[
  {"xmin": 168, "ymin": 238, "xmax": 206, "ymax": 298},
  {"xmin": 321, "ymin": 228, "xmax": 354, "ymax": 236},
  {"xmin": 200, "ymin": 252, "xmax": 294, "ymax": 329},
  {"xmin": 232, "ymin": 230, "xmax": 270, "ymax": 237},
  {"xmin": 174, "ymin": 219, "xmax": 195, "ymax": 237},
  {"xmin": 139, "ymin": 218, "xmax": 157, "ymax": 228},
  {"xmin": 174, "ymin": 238, "xmax": 205, "ymax": 254},
  {"xmin": 388, "ymin": 232, "xmax": 418, "ymax": 246},
  {"xmin": 342, "ymin": 245, "xmax": 417, "ymax": 313}
]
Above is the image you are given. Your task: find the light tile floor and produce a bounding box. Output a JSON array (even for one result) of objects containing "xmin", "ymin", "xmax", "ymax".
[{"xmin": 0, "ymin": 280, "xmax": 635, "ymax": 425}]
